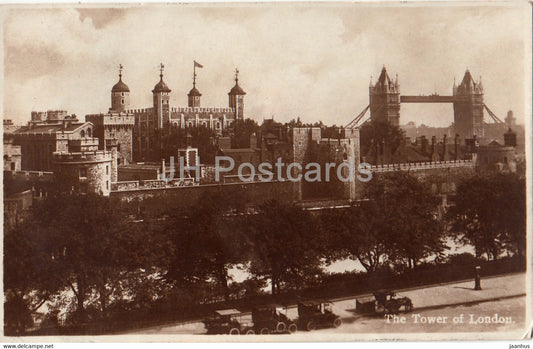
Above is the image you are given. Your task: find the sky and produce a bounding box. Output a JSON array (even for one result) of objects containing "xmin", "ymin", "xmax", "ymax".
[{"xmin": 2, "ymin": 3, "xmax": 530, "ymax": 127}]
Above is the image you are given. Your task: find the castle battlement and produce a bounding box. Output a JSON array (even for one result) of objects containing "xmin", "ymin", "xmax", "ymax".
[
  {"xmin": 53, "ymin": 150, "xmax": 112, "ymax": 163},
  {"xmin": 170, "ymin": 107, "xmax": 235, "ymax": 113},
  {"xmin": 127, "ymin": 108, "xmax": 154, "ymax": 114}
]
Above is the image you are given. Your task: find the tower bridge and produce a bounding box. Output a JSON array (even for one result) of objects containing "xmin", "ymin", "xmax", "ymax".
[{"xmin": 347, "ymin": 66, "xmax": 505, "ymax": 142}]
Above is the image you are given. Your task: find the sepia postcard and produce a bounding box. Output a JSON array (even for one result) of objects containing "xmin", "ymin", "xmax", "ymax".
[{"xmin": 1, "ymin": 1, "xmax": 532, "ymax": 344}]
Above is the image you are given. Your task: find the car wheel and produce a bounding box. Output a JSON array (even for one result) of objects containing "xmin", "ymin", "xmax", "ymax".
[
  {"xmin": 405, "ymin": 301, "xmax": 413, "ymax": 313},
  {"xmin": 229, "ymin": 328, "xmax": 240, "ymax": 335},
  {"xmin": 245, "ymin": 329, "xmax": 255, "ymax": 335},
  {"xmin": 260, "ymin": 327, "xmax": 270, "ymax": 335},
  {"xmin": 288, "ymin": 323, "xmax": 298, "ymax": 333},
  {"xmin": 306, "ymin": 321, "xmax": 316, "ymax": 331},
  {"xmin": 333, "ymin": 318, "xmax": 342, "ymax": 328},
  {"xmin": 276, "ymin": 322, "xmax": 286, "ymax": 332}
]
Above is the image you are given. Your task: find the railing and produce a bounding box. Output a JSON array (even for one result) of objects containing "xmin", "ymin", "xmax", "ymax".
[
  {"xmin": 370, "ymin": 160, "xmax": 474, "ymax": 173},
  {"xmin": 111, "ymin": 178, "xmax": 197, "ymax": 192},
  {"xmin": 9, "ymin": 170, "xmax": 54, "ymax": 180}
]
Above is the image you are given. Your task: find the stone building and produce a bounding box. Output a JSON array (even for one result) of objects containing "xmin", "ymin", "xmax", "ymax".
[
  {"xmin": 453, "ymin": 70, "xmax": 484, "ymax": 141},
  {"xmin": 13, "ymin": 113, "xmax": 95, "ymax": 172},
  {"xmin": 4, "ymin": 120, "xmax": 21, "ymax": 172},
  {"xmin": 129, "ymin": 64, "xmax": 246, "ymax": 162},
  {"xmin": 215, "ymin": 119, "xmax": 360, "ymax": 201},
  {"xmin": 369, "ymin": 66, "xmax": 401, "ymax": 126},
  {"xmin": 53, "ymin": 137, "xmax": 116, "ymax": 196},
  {"xmin": 476, "ymin": 128, "xmax": 517, "ymax": 173},
  {"xmin": 86, "ymin": 66, "xmax": 136, "ymax": 165}
]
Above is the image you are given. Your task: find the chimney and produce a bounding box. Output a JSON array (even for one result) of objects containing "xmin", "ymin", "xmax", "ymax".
[
  {"xmin": 250, "ymin": 133, "xmax": 257, "ymax": 149},
  {"xmin": 442, "ymin": 134, "xmax": 447, "ymax": 161},
  {"xmin": 454, "ymin": 134, "xmax": 459, "ymax": 160},
  {"xmin": 421, "ymin": 136, "xmax": 428, "ymax": 154}
]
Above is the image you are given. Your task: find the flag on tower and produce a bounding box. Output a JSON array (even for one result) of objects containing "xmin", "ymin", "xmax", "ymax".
[{"xmin": 194, "ymin": 61, "xmax": 203, "ymax": 69}]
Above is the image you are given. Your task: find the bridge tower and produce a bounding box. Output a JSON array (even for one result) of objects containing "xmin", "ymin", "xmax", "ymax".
[
  {"xmin": 369, "ymin": 66, "xmax": 400, "ymax": 126},
  {"xmin": 453, "ymin": 70, "xmax": 484, "ymax": 140}
]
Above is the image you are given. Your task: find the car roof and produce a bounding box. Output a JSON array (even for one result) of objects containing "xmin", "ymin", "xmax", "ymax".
[
  {"xmin": 299, "ymin": 300, "xmax": 329, "ymax": 306},
  {"xmin": 215, "ymin": 309, "xmax": 242, "ymax": 316}
]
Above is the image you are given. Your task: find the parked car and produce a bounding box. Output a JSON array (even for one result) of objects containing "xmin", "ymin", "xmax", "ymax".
[
  {"xmin": 297, "ymin": 301, "xmax": 342, "ymax": 331},
  {"xmin": 203, "ymin": 309, "xmax": 255, "ymax": 335},
  {"xmin": 251, "ymin": 305, "xmax": 298, "ymax": 334},
  {"xmin": 355, "ymin": 290, "xmax": 413, "ymax": 315}
]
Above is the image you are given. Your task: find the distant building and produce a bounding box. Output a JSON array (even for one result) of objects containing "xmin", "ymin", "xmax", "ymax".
[
  {"xmin": 13, "ymin": 113, "xmax": 94, "ymax": 172},
  {"xmin": 125, "ymin": 64, "xmax": 246, "ymax": 162},
  {"xmin": 215, "ymin": 119, "xmax": 360, "ymax": 201},
  {"xmin": 4, "ymin": 120, "xmax": 21, "ymax": 172},
  {"xmin": 476, "ymin": 128, "xmax": 517, "ymax": 173},
  {"xmin": 453, "ymin": 70, "xmax": 484, "ymax": 140},
  {"xmin": 369, "ymin": 66, "xmax": 401, "ymax": 126},
  {"xmin": 86, "ymin": 66, "xmax": 137, "ymax": 166}
]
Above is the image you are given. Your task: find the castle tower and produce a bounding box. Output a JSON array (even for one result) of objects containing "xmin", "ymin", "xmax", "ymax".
[
  {"xmin": 228, "ymin": 68, "xmax": 246, "ymax": 121},
  {"xmin": 188, "ymin": 75, "xmax": 202, "ymax": 108},
  {"xmin": 53, "ymin": 138, "xmax": 113, "ymax": 196},
  {"xmin": 110, "ymin": 64, "xmax": 130, "ymax": 112},
  {"xmin": 188, "ymin": 61, "xmax": 202, "ymax": 108},
  {"xmin": 369, "ymin": 66, "xmax": 400, "ymax": 126},
  {"xmin": 453, "ymin": 69, "xmax": 484, "ymax": 141},
  {"xmin": 152, "ymin": 63, "xmax": 171, "ymax": 129}
]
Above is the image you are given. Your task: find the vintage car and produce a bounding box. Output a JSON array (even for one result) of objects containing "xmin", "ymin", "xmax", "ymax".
[
  {"xmin": 355, "ymin": 290, "xmax": 413, "ymax": 315},
  {"xmin": 251, "ymin": 305, "xmax": 298, "ymax": 334},
  {"xmin": 202, "ymin": 309, "xmax": 255, "ymax": 335},
  {"xmin": 297, "ymin": 300, "xmax": 342, "ymax": 331}
]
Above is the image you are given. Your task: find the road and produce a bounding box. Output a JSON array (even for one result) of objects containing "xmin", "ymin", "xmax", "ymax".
[{"xmin": 123, "ymin": 273, "xmax": 526, "ymax": 335}]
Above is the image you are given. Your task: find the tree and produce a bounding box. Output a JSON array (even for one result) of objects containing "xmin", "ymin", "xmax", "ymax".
[
  {"xmin": 4, "ymin": 193, "xmax": 161, "ymax": 328},
  {"xmin": 383, "ymin": 174, "xmax": 447, "ymax": 268},
  {"xmin": 229, "ymin": 119, "xmax": 259, "ymax": 148},
  {"xmin": 246, "ymin": 200, "xmax": 322, "ymax": 294},
  {"xmin": 320, "ymin": 173, "xmax": 446, "ymax": 272},
  {"xmin": 360, "ymin": 120, "xmax": 406, "ymax": 164},
  {"xmin": 448, "ymin": 173, "xmax": 526, "ymax": 259},
  {"xmin": 164, "ymin": 191, "xmax": 250, "ymax": 301}
]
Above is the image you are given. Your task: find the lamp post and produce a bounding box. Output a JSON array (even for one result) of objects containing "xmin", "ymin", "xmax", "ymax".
[{"xmin": 474, "ymin": 265, "xmax": 482, "ymax": 290}]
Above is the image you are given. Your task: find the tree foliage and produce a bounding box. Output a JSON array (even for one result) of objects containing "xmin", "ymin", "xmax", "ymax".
[
  {"xmin": 360, "ymin": 120, "xmax": 406, "ymax": 164},
  {"xmin": 246, "ymin": 200, "xmax": 323, "ymax": 294},
  {"xmin": 447, "ymin": 173, "xmax": 526, "ymax": 259}
]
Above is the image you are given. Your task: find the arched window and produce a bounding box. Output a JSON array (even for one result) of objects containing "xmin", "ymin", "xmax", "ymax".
[
  {"xmin": 80, "ymin": 130, "xmax": 85, "ymax": 138},
  {"xmin": 87, "ymin": 128, "xmax": 92, "ymax": 137}
]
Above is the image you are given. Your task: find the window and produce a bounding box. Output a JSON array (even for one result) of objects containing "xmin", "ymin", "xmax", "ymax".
[
  {"xmin": 80, "ymin": 130, "xmax": 85, "ymax": 138},
  {"xmin": 79, "ymin": 167, "xmax": 87, "ymax": 178},
  {"xmin": 11, "ymin": 163, "xmax": 15, "ymax": 171},
  {"xmin": 121, "ymin": 99, "xmax": 124, "ymax": 104},
  {"xmin": 106, "ymin": 181, "xmax": 109, "ymax": 190},
  {"xmin": 106, "ymin": 165, "xmax": 109, "ymax": 175}
]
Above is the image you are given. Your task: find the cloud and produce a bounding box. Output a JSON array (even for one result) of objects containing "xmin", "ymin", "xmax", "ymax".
[{"xmin": 3, "ymin": 4, "xmax": 529, "ymax": 128}]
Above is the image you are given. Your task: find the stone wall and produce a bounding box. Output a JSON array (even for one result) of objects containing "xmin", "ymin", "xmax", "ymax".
[{"xmin": 110, "ymin": 180, "xmax": 295, "ymax": 209}]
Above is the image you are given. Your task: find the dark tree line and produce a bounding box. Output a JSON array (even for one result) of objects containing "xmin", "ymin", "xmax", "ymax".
[{"xmin": 4, "ymin": 172, "xmax": 525, "ymax": 335}]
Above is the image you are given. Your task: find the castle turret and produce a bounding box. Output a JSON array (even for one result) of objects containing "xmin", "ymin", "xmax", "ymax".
[
  {"xmin": 111, "ymin": 64, "xmax": 130, "ymax": 112},
  {"xmin": 453, "ymin": 69, "xmax": 484, "ymax": 141},
  {"xmin": 369, "ymin": 66, "xmax": 400, "ymax": 126},
  {"xmin": 188, "ymin": 61, "xmax": 203, "ymax": 108},
  {"xmin": 228, "ymin": 68, "xmax": 246, "ymax": 121},
  {"xmin": 188, "ymin": 79, "xmax": 202, "ymax": 108},
  {"xmin": 505, "ymin": 110, "xmax": 516, "ymax": 128},
  {"xmin": 152, "ymin": 63, "xmax": 171, "ymax": 129}
]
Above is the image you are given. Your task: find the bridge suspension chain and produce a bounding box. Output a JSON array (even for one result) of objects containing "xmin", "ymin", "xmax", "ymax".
[
  {"xmin": 483, "ymin": 104, "xmax": 504, "ymax": 124},
  {"xmin": 345, "ymin": 105, "xmax": 371, "ymax": 129}
]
